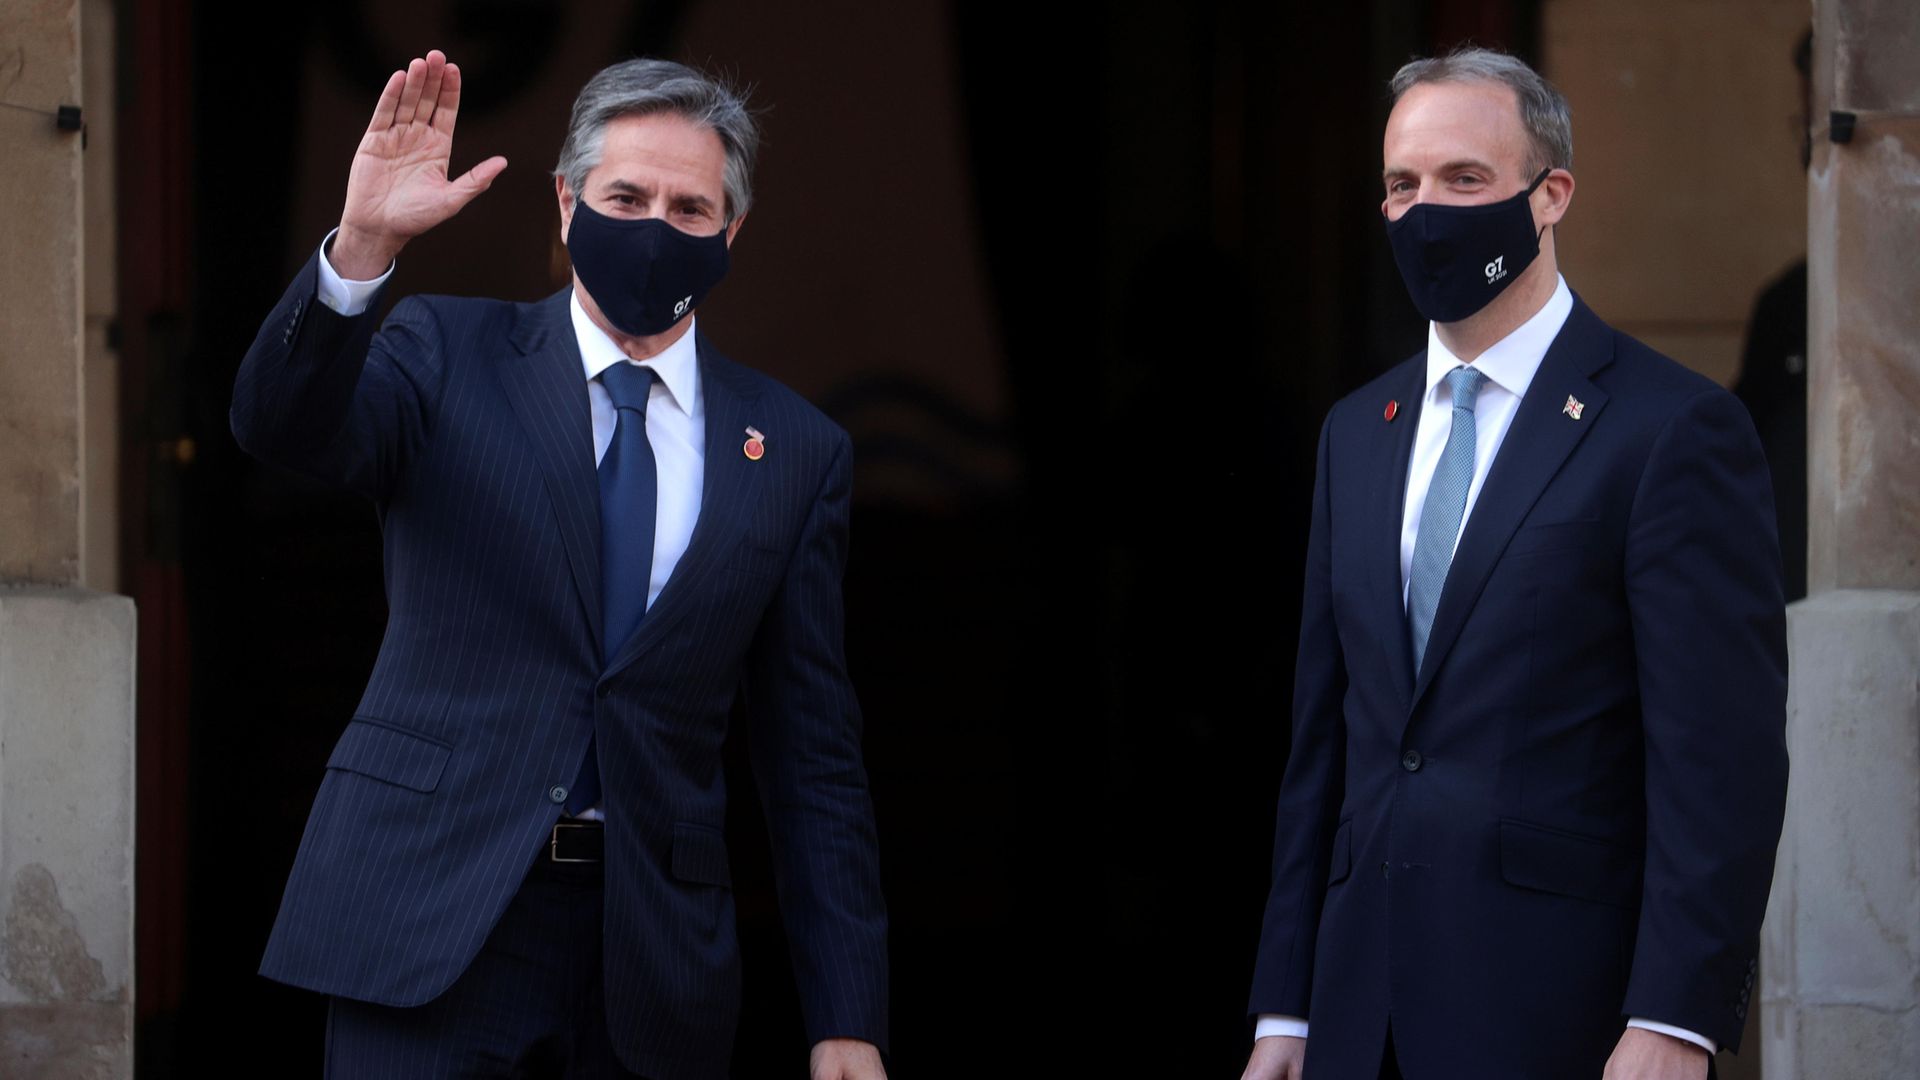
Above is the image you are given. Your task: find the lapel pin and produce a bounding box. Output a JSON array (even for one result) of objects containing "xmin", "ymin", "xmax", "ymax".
[
  {"xmin": 1384, "ymin": 400, "xmax": 1399, "ymax": 422},
  {"xmin": 743, "ymin": 426, "xmax": 766, "ymax": 461},
  {"xmin": 1563, "ymin": 395, "xmax": 1585, "ymax": 421}
]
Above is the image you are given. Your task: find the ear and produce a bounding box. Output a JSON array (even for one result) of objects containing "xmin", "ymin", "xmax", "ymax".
[
  {"xmin": 723, "ymin": 211, "xmax": 748, "ymax": 249},
  {"xmin": 1532, "ymin": 168, "xmax": 1575, "ymax": 230},
  {"xmin": 556, "ymin": 174, "xmax": 576, "ymax": 243}
]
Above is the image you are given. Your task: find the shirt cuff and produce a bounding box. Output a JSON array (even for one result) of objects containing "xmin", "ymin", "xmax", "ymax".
[
  {"xmin": 1254, "ymin": 1015, "xmax": 1309, "ymax": 1040},
  {"xmin": 315, "ymin": 227, "xmax": 394, "ymax": 316},
  {"xmin": 1627, "ymin": 1018, "xmax": 1716, "ymax": 1055}
]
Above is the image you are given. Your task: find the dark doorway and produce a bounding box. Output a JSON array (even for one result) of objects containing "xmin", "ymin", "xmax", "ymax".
[{"xmin": 123, "ymin": 2, "xmax": 1537, "ymax": 1076}]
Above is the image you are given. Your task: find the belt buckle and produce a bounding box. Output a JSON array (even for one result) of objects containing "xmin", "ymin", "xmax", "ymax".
[{"xmin": 550, "ymin": 820, "xmax": 597, "ymax": 864}]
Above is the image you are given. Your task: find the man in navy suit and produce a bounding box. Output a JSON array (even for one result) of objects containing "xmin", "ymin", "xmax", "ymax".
[
  {"xmin": 231, "ymin": 51, "xmax": 887, "ymax": 1079},
  {"xmin": 1240, "ymin": 48, "xmax": 1788, "ymax": 1080}
]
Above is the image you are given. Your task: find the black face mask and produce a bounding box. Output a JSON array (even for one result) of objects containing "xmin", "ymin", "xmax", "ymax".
[
  {"xmin": 565, "ymin": 199, "xmax": 731, "ymax": 337},
  {"xmin": 1385, "ymin": 168, "xmax": 1550, "ymax": 324}
]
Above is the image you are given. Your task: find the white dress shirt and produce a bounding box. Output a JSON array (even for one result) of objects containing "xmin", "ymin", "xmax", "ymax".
[
  {"xmin": 314, "ymin": 233, "xmax": 709, "ymax": 819},
  {"xmin": 1255, "ymin": 275, "xmax": 1716, "ymax": 1056},
  {"xmin": 570, "ymin": 293, "xmax": 706, "ymax": 609},
  {"xmin": 1398, "ymin": 277, "xmax": 1571, "ymax": 600}
]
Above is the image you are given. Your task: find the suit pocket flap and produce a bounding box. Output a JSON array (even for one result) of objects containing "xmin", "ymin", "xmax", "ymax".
[
  {"xmin": 325, "ymin": 719, "xmax": 452, "ymax": 793},
  {"xmin": 722, "ymin": 541, "xmax": 786, "ymax": 578},
  {"xmin": 1498, "ymin": 819, "xmax": 1639, "ymax": 907},
  {"xmin": 1503, "ymin": 518, "xmax": 1601, "ymax": 558},
  {"xmin": 1327, "ymin": 818, "xmax": 1354, "ymax": 885},
  {"xmin": 672, "ymin": 823, "xmax": 732, "ymax": 887}
]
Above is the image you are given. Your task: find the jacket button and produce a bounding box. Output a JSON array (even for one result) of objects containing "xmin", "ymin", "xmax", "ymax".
[
  {"xmin": 548, "ymin": 785, "xmax": 568, "ymax": 804},
  {"xmin": 596, "ymin": 684, "xmax": 612, "ymax": 700},
  {"xmin": 1401, "ymin": 750, "xmax": 1424, "ymax": 772}
]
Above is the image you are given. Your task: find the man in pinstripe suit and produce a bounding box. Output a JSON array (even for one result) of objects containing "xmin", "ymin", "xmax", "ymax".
[{"xmin": 231, "ymin": 50, "xmax": 888, "ymax": 1079}]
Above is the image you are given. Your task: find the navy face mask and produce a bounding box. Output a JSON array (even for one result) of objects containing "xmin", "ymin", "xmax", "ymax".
[
  {"xmin": 1385, "ymin": 167, "xmax": 1550, "ymax": 323},
  {"xmin": 565, "ymin": 198, "xmax": 731, "ymax": 337}
]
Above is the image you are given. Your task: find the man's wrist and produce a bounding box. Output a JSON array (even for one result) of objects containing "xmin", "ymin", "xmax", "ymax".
[
  {"xmin": 1625, "ymin": 1018, "xmax": 1716, "ymax": 1055},
  {"xmin": 809, "ymin": 1036, "xmax": 885, "ymax": 1078},
  {"xmin": 328, "ymin": 223, "xmax": 404, "ymax": 281},
  {"xmin": 314, "ymin": 228, "xmax": 394, "ymax": 317},
  {"xmin": 1254, "ymin": 1014, "xmax": 1309, "ymax": 1040}
]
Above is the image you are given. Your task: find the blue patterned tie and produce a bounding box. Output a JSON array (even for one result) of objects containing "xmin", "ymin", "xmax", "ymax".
[
  {"xmin": 1407, "ymin": 366, "xmax": 1488, "ymax": 671},
  {"xmin": 567, "ymin": 361, "xmax": 657, "ymax": 816}
]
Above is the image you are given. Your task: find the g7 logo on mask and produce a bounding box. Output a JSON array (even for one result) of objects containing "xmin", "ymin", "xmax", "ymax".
[
  {"xmin": 1485, "ymin": 256, "xmax": 1507, "ymax": 285},
  {"xmin": 673, "ymin": 295, "xmax": 693, "ymax": 317}
]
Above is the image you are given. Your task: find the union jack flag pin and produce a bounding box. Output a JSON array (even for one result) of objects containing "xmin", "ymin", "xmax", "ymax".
[
  {"xmin": 1563, "ymin": 395, "xmax": 1585, "ymax": 421},
  {"xmin": 743, "ymin": 426, "xmax": 767, "ymax": 461}
]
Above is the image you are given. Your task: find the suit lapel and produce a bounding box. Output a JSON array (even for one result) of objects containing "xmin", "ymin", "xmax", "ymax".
[
  {"xmin": 1370, "ymin": 357, "xmax": 1429, "ymax": 703},
  {"xmin": 497, "ymin": 289, "xmax": 606, "ymax": 649},
  {"xmin": 1410, "ymin": 298, "xmax": 1615, "ymax": 707},
  {"xmin": 606, "ymin": 334, "xmax": 766, "ymax": 674}
]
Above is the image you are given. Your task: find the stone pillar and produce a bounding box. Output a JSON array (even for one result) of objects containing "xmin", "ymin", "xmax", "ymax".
[
  {"xmin": 0, "ymin": 594, "xmax": 136, "ymax": 1078},
  {"xmin": 0, "ymin": 0, "xmax": 136, "ymax": 1076},
  {"xmin": 1761, "ymin": 2, "xmax": 1920, "ymax": 1078}
]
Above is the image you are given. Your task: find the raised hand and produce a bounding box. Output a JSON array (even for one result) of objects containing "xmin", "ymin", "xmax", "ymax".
[{"xmin": 332, "ymin": 49, "xmax": 508, "ymax": 279}]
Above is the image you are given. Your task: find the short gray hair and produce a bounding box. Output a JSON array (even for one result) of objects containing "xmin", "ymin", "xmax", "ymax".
[
  {"xmin": 554, "ymin": 58, "xmax": 760, "ymax": 222},
  {"xmin": 1390, "ymin": 46, "xmax": 1572, "ymax": 175}
]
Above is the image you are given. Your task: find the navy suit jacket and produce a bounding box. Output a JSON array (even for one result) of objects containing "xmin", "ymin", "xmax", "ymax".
[
  {"xmin": 231, "ymin": 254, "xmax": 888, "ymax": 1080},
  {"xmin": 1248, "ymin": 298, "xmax": 1788, "ymax": 1079}
]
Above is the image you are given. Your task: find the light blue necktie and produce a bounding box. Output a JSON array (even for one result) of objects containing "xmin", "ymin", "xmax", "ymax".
[{"xmin": 1407, "ymin": 366, "xmax": 1488, "ymax": 670}]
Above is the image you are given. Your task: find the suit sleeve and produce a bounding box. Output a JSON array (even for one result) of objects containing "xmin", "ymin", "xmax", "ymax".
[
  {"xmin": 1248, "ymin": 411, "xmax": 1349, "ymax": 1020},
  {"xmin": 744, "ymin": 429, "xmax": 890, "ymax": 1053},
  {"xmin": 1620, "ymin": 387, "xmax": 1789, "ymax": 1052},
  {"xmin": 229, "ymin": 249, "xmax": 444, "ymax": 501}
]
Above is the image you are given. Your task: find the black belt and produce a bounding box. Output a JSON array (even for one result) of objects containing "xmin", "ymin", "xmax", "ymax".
[{"xmin": 549, "ymin": 819, "xmax": 605, "ymax": 863}]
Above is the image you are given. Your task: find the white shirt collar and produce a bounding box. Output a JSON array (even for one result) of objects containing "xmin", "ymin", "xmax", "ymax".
[
  {"xmin": 1423, "ymin": 274, "xmax": 1574, "ymax": 403},
  {"xmin": 568, "ymin": 291, "xmax": 701, "ymax": 417}
]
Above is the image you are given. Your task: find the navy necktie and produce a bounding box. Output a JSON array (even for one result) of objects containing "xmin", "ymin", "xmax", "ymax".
[
  {"xmin": 1407, "ymin": 366, "xmax": 1488, "ymax": 671},
  {"xmin": 567, "ymin": 361, "xmax": 657, "ymax": 816}
]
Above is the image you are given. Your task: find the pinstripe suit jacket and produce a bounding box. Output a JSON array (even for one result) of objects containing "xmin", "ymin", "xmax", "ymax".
[{"xmin": 231, "ymin": 253, "xmax": 889, "ymax": 1079}]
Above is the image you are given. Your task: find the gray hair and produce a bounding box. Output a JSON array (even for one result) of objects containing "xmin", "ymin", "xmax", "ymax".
[
  {"xmin": 1390, "ymin": 46, "xmax": 1573, "ymax": 175},
  {"xmin": 554, "ymin": 59, "xmax": 760, "ymax": 223}
]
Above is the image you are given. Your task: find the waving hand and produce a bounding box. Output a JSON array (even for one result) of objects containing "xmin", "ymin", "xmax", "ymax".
[{"xmin": 331, "ymin": 50, "xmax": 508, "ymax": 279}]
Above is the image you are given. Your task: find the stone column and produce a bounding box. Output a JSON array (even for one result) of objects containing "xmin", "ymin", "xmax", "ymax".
[
  {"xmin": 1761, "ymin": 2, "xmax": 1920, "ymax": 1078},
  {"xmin": 0, "ymin": 0, "xmax": 136, "ymax": 1076}
]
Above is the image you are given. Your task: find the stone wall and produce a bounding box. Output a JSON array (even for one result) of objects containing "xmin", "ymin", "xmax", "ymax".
[
  {"xmin": 0, "ymin": 0, "xmax": 136, "ymax": 1076},
  {"xmin": 0, "ymin": 0, "xmax": 85, "ymax": 585},
  {"xmin": 1543, "ymin": 0, "xmax": 1810, "ymax": 387},
  {"xmin": 0, "ymin": 593, "xmax": 135, "ymax": 1079}
]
